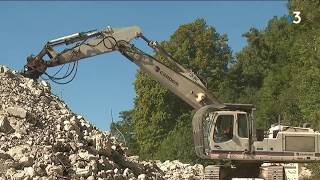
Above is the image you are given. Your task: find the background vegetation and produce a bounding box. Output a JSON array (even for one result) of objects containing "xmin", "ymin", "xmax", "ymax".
[{"xmin": 111, "ymin": 0, "xmax": 320, "ymax": 177}]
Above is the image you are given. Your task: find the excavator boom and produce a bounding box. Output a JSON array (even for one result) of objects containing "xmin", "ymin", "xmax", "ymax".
[
  {"xmin": 45, "ymin": 26, "xmax": 142, "ymax": 67},
  {"xmin": 22, "ymin": 25, "xmax": 314, "ymax": 179},
  {"xmin": 22, "ymin": 25, "xmax": 224, "ymax": 110}
]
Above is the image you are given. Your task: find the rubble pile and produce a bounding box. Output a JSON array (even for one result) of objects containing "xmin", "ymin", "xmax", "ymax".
[
  {"xmin": 0, "ymin": 65, "xmax": 163, "ymax": 180},
  {"xmin": 156, "ymin": 160, "xmax": 203, "ymax": 180}
]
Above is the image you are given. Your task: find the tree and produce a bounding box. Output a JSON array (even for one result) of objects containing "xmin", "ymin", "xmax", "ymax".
[
  {"xmin": 115, "ymin": 1, "xmax": 320, "ymax": 168},
  {"xmin": 133, "ymin": 19, "xmax": 232, "ymax": 161},
  {"xmin": 110, "ymin": 110, "xmax": 139, "ymax": 155},
  {"xmin": 227, "ymin": 1, "xmax": 320, "ymax": 175},
  {"xmin": 155, "ymin": 113, "xmax": 199, "ymax": 163}
]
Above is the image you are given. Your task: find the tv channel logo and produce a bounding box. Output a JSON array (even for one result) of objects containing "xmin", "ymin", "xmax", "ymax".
[{"xmin": 288, "ymin": 11, "xmax": 301, "ymax": 24}]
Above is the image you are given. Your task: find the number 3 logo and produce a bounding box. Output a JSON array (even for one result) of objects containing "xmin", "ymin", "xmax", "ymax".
[{"xmin": 293, "ymin": 11, "xmax": 301, "ymax": 24}]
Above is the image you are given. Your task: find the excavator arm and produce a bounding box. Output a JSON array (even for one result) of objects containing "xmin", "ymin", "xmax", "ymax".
[
  {"xmin": 22, "ymin": 25, "xmax": 224, "ymax": 110},
  {"xmin": 23, "ymin": 26, "xmax": 142, "ymax": 79}
]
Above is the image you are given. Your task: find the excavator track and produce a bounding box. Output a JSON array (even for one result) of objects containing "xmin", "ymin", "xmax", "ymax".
[
  {"xmin": 266, "ymin": 166, "xmax": 284, "ymax": 180},
  {"xmin": 203, "ymin": 165, "xmax": 220, "ymax": 180}
]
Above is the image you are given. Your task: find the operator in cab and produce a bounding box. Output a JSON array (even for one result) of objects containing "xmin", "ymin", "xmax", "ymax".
[{"xmin": 214, "ymin": 115, "xmax": 233, "ymax": 143}]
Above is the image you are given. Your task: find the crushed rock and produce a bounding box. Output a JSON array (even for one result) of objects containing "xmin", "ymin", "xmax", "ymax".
[
  {"xmin": 156, "ymin": 160, "xmax": 203, "ymax": 180},
  {"xmin": 0, "ymin": 65, "xmax": 205, "ymax": 180},
  {"xmin": 0, "ymin": 65, "xmax": 163, "ymax": 180}
]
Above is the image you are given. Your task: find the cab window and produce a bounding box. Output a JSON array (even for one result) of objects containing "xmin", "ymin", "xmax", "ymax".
[
  {"xmin": 213, "ymin": 115, "xmax": 234, "ymax": 143},
  {"xmin": 238, "ymin": 114, "xmax": 248, "ymax": 138}
]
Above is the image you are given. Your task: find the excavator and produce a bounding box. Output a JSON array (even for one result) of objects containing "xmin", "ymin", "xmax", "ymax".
[{"xmin": 21, "ymin": 25, "xmax": 320, "ymax": 180}]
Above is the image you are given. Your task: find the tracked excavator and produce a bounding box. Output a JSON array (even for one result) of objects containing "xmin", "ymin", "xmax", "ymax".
[{"xmin": 22, "ymin": 26, "xmax": 319, "ymax": 179}]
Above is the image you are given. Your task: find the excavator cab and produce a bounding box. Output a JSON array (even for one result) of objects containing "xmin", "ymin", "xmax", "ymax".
[
  {"xmin": 193, "ymin": 104, "xmax": 255, "ymax": 159},
  {"xmin": 22, "ymin": 25, "xmax": 318, "ymax": 179},
  {"xmin": 213, "ymin": 113, "xmax": 235, "ymax": 143},
  {"xmin": 209, "ymin": 111, "xmax": 250, "ymax": 153}
]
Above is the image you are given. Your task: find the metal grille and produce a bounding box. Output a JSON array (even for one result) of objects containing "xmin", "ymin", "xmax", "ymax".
[{"xmin": 285, "ymin": 136, "xmax": 315, "ymax": 152}]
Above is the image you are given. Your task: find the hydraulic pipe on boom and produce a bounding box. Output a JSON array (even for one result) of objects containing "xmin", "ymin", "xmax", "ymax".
[
  {"xmin": 22, "ymin": 26, "xmax": 224, "ymax": 110},
  {"xmin": 23, "ymin": 25, "xmax": 314, "ymax": 179}
]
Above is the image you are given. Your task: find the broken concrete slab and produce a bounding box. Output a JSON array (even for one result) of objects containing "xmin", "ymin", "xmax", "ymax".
[
  {"xmin": 6, "ymin": 107, "xmax": 27, "ymax": 119},
  {"xmin": 0, "ymin": 65, "xmax": 164, "ymax": 179},
  {"xmin": 45, "ymin": 164, "xmax": 63, "ymax": 176}
]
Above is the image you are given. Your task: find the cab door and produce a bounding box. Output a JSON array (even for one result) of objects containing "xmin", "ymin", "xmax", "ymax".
[
  {"xmin": 235, "ymin": 113, "xmax": 250, "ymax": 151},
  {"xmin": 210, "ymin": 113, "xmax": 236, "ymax": 151},
  {"xmin": 210, "ymin": 112, "xmax": 249, "ymax": 152}
]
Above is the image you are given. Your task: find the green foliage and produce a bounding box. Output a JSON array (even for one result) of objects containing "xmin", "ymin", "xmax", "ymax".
[
  {"xmin": 289, "ymin": 0, "xmax": 320, "ymax": 29},
  {"xmin": 114, "ymin": 0, "xmax": 320, "ymax": 166},
  {"xmin": 155, "ymin": 113, "xmax": 198, "ymax": 163},
  {"xmin": 110, "ymin": 110, "xmax": 139, "ymax": 155},
  {"xmin": 229, "ymin": 0, "xmax": 320, "ymax": 127},
  {"xmin": 133, "ymin": 71, "xmax": 191, "ymax": 159},
  {"xmin": 133, "ymin": 19, "xmax": 232, "ymax": 161}
]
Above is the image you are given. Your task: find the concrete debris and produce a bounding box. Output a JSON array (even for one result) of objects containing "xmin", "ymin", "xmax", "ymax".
[
  {"xmin": 45, "ymin": 164, "xmax": 63, "ymax": 176},
  {"xmin": 6, "ymin": 107, "xmax": 27, "ymax": 119},
  {"xmin": 138, "ymin": 174, "xmax": 147, "ymax": 180},
  {"xmin": 0, "ymin": 65, "xmax": 207, "ymax": 180},
  {"xmin": 0, "ymin": 66, "xmax": 163, "ymax": 179},
  {"xmin": 156, "ymin": 160, "xmax": 203, "ymax": 180}
]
